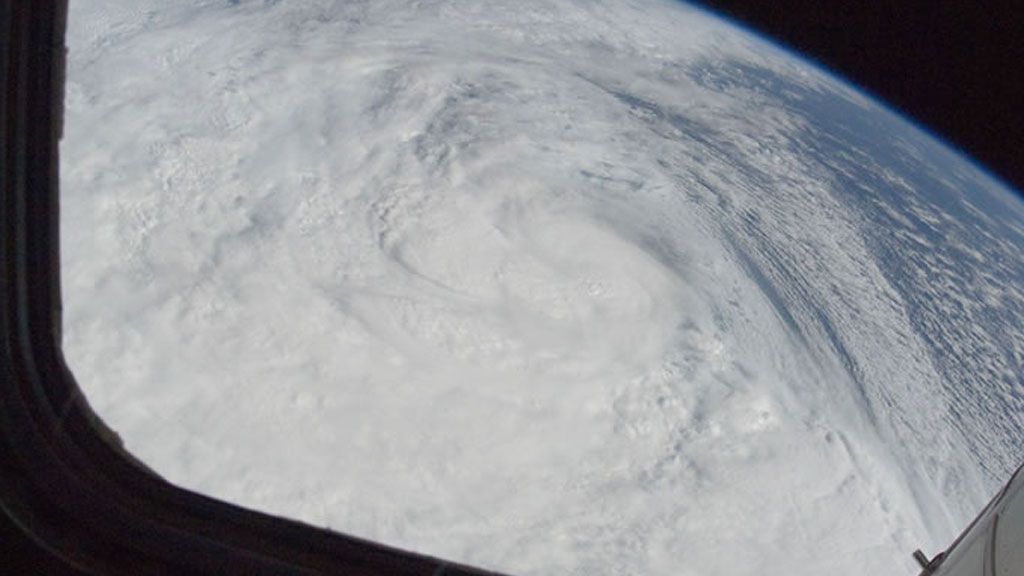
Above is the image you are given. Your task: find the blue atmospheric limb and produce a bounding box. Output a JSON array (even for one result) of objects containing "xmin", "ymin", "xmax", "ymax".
[{"xmin": 683, "ymin": 0, "xmax": 1021, "ymax": 199}]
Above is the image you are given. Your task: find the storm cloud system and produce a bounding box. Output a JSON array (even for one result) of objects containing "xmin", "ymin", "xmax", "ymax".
[{"xmin": 61, "ymin": 1, "xmax": 1024, "ymax": 574}]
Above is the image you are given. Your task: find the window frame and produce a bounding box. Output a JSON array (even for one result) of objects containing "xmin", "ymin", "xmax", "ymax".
[
  {"xmin": 0, "ymin": 2, "xmax": 503, "ymax": 573},
  {"xmin": 5, "ymin": 2, "xmax": 1022, "ymax": 575}
]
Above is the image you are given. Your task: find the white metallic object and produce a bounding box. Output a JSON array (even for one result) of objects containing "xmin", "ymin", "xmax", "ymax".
[{"xmin": 914, "ymin": 462, "xmax": 1024, "ymax": 576}]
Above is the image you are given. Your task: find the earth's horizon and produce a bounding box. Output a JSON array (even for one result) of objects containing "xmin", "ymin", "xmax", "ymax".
[{"xmin": 61, "ymin": 1, "xmax": 1024, "ymax": 575}]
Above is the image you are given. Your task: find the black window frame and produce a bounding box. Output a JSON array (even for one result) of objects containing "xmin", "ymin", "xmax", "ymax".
[
  {"xmin": 5, "ymin": 2, "xmax": 1022, "ymax": 575},
  {"xmin": 0, "ymin": 2, "xmax": 504, "ymax": 573}
]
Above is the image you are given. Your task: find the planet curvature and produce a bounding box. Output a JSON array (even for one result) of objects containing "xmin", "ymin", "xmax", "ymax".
[{"xmin": 61, "ymin": 1, "xmax": 1024, "ymax": 575}]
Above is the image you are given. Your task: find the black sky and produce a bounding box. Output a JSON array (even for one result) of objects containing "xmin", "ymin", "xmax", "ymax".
[{"xmin": 694, "ymin": 1, "xmax": 1024, "ymax": 198}]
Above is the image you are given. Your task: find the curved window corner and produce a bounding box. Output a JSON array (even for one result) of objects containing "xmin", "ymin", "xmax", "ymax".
[{"xmin": 1, "ymin": 2, "xmax": 502, "ymax": 574}]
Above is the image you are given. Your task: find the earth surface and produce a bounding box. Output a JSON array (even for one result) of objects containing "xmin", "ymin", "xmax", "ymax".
[{"xmin": 61, "ymin": 1, "xmax": 1024, "ymax": 575}]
